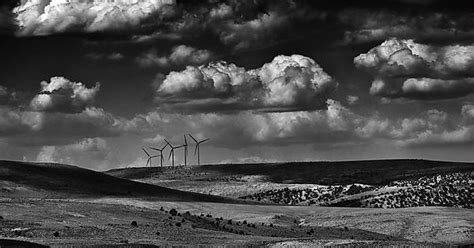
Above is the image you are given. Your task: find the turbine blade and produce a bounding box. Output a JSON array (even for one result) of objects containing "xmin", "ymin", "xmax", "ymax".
[
  {"xmin": 149, "ymin": 147, "xmax": 160, "ymax": 151},
  {"xmin": 184, "ymin": 135, "xmax": 187, "ymax": 145},
  {"xmin": 188, "ymin": 134, "xmax": 198, "ymax": 143},
  {"xmin": 161, "ymin": 143, "xmax": 168, "ymax": 150},
  {"xmin": 200, "ymin": 138, "xmax": 210, "ymax": 143},
  {"xmin": 194, "ymin": 144, "xmax": 198, "ymax": 155},
  {"xmin": 169, "ymin": 149, "xmax": 173, "ymax": 160},
  {"xmin": 164, "ymin": 139, "xmax": 172, "ymax": 147},
  {"xmin": 142, "ymin": 148, "xmax": 150, "ymax": 156}
]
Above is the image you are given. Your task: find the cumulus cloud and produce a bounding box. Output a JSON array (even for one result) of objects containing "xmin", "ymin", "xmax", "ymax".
[
  {"xmin": 153, "ymin": 54, "xmax": 338, "ymax": 112},
  {"xmin": 136, "ymin": 45, "xmax": 213, "ymax": 67},
  {"xmin": 30, "ymin": 77, "xmax": 100, "ymax": 113},
  {"xmin": 13, "ymin": 0, "xmax": 175, "ymax": 36},
  {"xmin": 355, "ymin": 38, "xmax": 474, "ymax": 99}
]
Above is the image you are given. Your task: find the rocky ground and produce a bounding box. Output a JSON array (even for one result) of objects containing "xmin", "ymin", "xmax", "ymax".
[{"xmin": 238, "ymin": 172, "xmax": 473, "ymax": 208}]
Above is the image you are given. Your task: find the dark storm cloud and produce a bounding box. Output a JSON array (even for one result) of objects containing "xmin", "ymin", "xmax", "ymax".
[
  {"xmin": 339, "ymin": 9, "xmax": 474, "ymax": 45},
  {"xmin": 152, "ymin": 54, "xmax": 338, "ymax": 113},
  {"xmin": 354, "ymin": 38, "xmax": 474, "ymax": 100},
  {"xmin": 0, "ymin": 0, "xmax": 19, "ymax": 35}
]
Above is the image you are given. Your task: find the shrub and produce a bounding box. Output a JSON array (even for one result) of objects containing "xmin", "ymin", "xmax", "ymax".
[
  {"xmin": 160, "ymin": 207, "xmax": 164, "ymax": 211},
  {"xmin": 227, "ymin": 219, "xmax": 232, "ymax": 225},
  {"xmin": 170, "ymin": 209, "xmax": 178, "ymax": 216},
  {"xmin": 131, "ymin": 221, "xmax": 138, "ymax": 227},
  {"xmin": 53, "ymin": 231, "xmax": 60, "ymax": 237},
  {"xmin": 175, "ymin": 222, "xmax": 181, "ymax": 227},
  {"xmin": 156, "ymin": 231, "xmax": 160, "ymax": 236}
]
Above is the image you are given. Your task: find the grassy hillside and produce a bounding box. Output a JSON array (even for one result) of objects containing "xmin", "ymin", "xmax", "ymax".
[
  {"xmin": 107, "ymin": 159, "xmax": 474, "ymax": 185},
  {"xmin": 0, "ymin": 160, "xmax": 245, "ymax": 204}
]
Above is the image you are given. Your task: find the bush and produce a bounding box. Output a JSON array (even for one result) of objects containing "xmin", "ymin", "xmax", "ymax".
[
  {"xmin": 131, "ymin": 221, "xmax": 138, "ymax": 227},
  {"xmin": 160, "ymin": 207, "xmax": 164, "ymax": 211},
  {"xmin": 227, "ymin": 219, "xmax": 232, "ymax": 225},
  {"xmin": 170, "ymin": 209, "xmax": 178, "ymax": 216},
  {"xmin": 156, "ymin": 231, "xmax": 160, "ymax": 236},
  {"xmin": 53, "ymin": 231, "xmax": 60, "ymax": 237},
  {"xmin": 175, "ymin": 222, "xmax": 182, "ymax": 227}
]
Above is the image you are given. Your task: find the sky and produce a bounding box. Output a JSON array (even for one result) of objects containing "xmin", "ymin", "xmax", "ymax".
[{"xmin": 0, "ymin": 0, "xmax": 473, "ymax": 170}]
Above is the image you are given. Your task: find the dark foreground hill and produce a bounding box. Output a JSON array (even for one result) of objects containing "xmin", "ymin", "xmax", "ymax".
[
  {"xmin": 107, "ymin": 159, "xmax": 474, "ymax": 185},
  {"xmin": 0, "ymin": 160, "xmax": 244, "ymax": 203}
]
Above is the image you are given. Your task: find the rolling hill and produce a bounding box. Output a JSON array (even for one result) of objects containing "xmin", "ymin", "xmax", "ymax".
[
  {"xmin": 106, "ymin": 159, "xmax": 474, "ymax": 185},
  {"xmin": 0, "ymin": 160, "xmax": 245, "ymax": 204}
]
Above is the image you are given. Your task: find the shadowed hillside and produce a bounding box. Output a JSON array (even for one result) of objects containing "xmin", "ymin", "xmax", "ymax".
[
  {"xmin": 107, "ymin": 159, "xmax": 474, "ymax": 185},
  {"xmin": 0, "ymin": 160, "xmax": 245, "ymax": 204}
]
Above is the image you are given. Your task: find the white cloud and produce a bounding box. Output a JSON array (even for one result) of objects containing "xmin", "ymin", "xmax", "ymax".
[
  {"xmin": 14, "ymin": 0, "xmax": 175, "ymax": 36},
  {"xmin": 30, "ymin": 77, "xmax": 100, "ymax": 113},
  {"xmin": 154, "ymin": 54, "xmax": 338, "ymax": 112},
  {"xmin": 346, "ymin": 95, "xmax": 359, "ymax": 105},
  {"xmin": 355, "ymin": 38, "xmax": 474, "ymax": 99},
  {"xmin": 136, "ymin": 45, "xmax": 213, "ymax": 67},
  {"xmin": 143, "ymin": 133, "xmax": 166, "ymax": 144}
]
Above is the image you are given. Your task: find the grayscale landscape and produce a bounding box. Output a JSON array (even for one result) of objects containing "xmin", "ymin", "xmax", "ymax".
[
  {"xmin": 0, "ymin": 159, "xmax": 472, "ymax": 247},
  {"xmin": 1, "ymin": 0, "xmax": 473, "ymax": 247}
]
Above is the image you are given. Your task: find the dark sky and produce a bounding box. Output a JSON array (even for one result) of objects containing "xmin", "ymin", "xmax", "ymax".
[{"xmin": 0, "ymin": 0, "xmax": 473, "ymax": 170}]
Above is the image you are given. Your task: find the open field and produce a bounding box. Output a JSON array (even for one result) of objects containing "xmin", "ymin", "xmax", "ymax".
[{"xmin": 0, "ymin": 159, "xmax": 473, "ymax": 247}]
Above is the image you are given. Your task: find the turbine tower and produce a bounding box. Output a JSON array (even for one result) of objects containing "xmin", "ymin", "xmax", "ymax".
[
  {"xmin": 149, "ymin": 143, "xmax": 168, "ymax": 167},
  {"xmin": 182, "ymin": 135, "xmax": 188, "ymax": 166},
  {"xmin": 165, "ymin": 140, "xmax": 182, "ymax": 167},
  {"xmin": 142, "ymin": 148, "xmax": 159, "ymax": 167},
  {"xmin": 188, "ymin": 134, "xmax": 209, "ymax": 166}
]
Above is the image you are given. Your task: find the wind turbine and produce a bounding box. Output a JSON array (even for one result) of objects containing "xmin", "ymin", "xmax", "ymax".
[
  {"xmin": 142, "ymin": 148, "xmax": 159, "ymax": 167},
  {"xmin": 188, "ymin": 134, "xmax": 209, "ymax": 166},
  {"xmin": 165, "ymin": 140, "xmax": 183, "ymax": 167},
  {"xmin": 149, "ymin": 143, "xmax": 168, "ymax": 167},
  {"xmin": 182, "ymin": 135, "xmax": 188, "ymax": 166}
]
